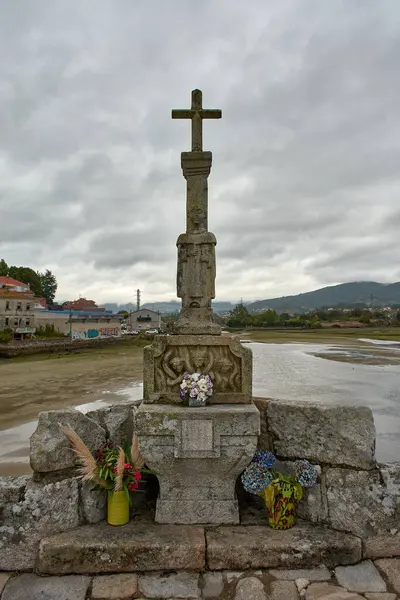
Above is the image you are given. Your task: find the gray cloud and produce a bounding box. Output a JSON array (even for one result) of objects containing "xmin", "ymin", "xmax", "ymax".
[{"xmin": 1, "ymin": 0, "xmax": 399, "ymax": 303}]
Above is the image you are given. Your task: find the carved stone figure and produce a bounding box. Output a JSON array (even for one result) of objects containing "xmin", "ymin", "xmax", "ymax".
[
  {"xmin": 161, "ymin": 349, "xmax": 186, "ymax": 390},
  {"xmin": 177, "ymin": 234, "xmax": 216, "ymax": 310}
]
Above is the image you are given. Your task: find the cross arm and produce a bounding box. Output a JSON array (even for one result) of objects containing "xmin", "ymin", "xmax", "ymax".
[
  {"xmin": 200, "ymin": 109, "xmax": 222, "ymax": 119},
  {"xmin": 172, "ymin": 109, "xmax": 194, "ymax": 119}
]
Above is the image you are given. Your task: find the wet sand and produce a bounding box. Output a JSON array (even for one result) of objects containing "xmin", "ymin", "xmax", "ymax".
[{"xmin": 0, "ymin": 344, "xmax": 144, "ymax": 430}]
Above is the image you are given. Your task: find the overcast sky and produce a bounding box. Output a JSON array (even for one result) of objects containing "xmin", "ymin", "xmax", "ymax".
[{"xmin": 1, "ymin": 0, "xmax": 399, "ymax": 304}]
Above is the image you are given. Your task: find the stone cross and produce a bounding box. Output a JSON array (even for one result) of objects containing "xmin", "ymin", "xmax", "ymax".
[
  {"xmin": 172, "ymin": 89, "xmax": 221, "ymax": 335},
  {"xmin": 172, "ymin": 89, "xmax": 222, "ymax": 152}
]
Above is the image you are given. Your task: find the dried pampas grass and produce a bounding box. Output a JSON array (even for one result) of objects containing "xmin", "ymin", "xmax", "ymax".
[
  {"xmin": 61, "ymin": 424, "xmax": 104, "ymax": 486},
  {"xmin": 131, "ymin": 433, "xmax": 145, "ymax": 470},
  {"xmin": 114, "ymin": 447, "xmax": 125, "ymax": 492}
]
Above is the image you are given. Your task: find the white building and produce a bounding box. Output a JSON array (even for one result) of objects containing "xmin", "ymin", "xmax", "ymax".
[{"xmin": 128, "ymin": 309, "xmax": 162, "ymax": 332}]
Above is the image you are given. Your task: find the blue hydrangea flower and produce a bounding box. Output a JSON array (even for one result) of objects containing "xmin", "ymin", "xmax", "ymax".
[
  {"xmin": 295, "ymin": 460, "xmax": 318, "ymax": 487},
  {"xmin": 251, "ymin": 450, "xmax": 276, "ymax": 469},
  {"xmin": 241, "ymin": 463, "xmax": 273, "ymax": 494}
]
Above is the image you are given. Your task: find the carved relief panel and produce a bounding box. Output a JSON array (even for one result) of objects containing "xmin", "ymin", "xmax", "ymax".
[
  {"xmin": 155, "ymin": 345, "xmax": 242, "ymax": 394},
  {"xmin": 143, "ymin": 335, "xmax": 252, "ymax": 404}
]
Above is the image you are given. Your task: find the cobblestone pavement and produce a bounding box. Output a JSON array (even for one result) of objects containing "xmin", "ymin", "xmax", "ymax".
[{"xmin": 0, "ymin": 560, "xmax": 399, "ymax": 599}]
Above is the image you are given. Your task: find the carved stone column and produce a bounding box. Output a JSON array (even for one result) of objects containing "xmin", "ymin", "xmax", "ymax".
[{"xmin": 173, "ymin": 152, "xmax": 220, "ymax": 335}]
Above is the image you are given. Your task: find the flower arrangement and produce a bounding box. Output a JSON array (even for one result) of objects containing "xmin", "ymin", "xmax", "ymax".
[
  {"xmin": 241, "ymin": 450, "xmax": 318, "ymax": 529},
  {"xmin": 62, "ymin": 426, "xmax": 147, "ymax": 497},
  {"xmin": 180, "ymin": 372, "xmax": 213, "ymax": 407}
]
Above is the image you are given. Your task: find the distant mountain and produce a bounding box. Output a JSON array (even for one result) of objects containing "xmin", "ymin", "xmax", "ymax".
[
  {"xmin": 101, "ymin": 301, "xmax": 236, "ymax": 314},
  {"xmin": 247, "ymin": 282, "xmax": 400, "ymax": 313},
  {"xmin": 141, "ymin": 301, "xmax": 236, "ymax": 314}
]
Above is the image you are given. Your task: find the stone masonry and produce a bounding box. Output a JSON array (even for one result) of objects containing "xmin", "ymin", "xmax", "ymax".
[
  {"xmin": 1, "ymin": 397, "xmax": 398, "ymax": 571},
  {"xmin": 1, "ymin": 561, "xmax": 400, "ymax": 599}
]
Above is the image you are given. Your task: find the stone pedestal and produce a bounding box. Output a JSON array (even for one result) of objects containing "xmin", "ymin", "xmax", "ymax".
[{"xmin": 135, "ymin": 403, "xmax": 260, "ymax": 524}]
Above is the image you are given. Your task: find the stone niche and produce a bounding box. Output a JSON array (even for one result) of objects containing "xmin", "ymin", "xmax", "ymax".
[{"xmin": 143, "ymin": 334, "xmax": 252, "ymax": 404}]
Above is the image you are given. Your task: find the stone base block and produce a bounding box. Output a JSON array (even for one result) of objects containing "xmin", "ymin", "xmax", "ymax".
[
  {"xmin": 156, "ymin": 499, "xmax": 239, "ymax": 524},
  {"xmin": 135, "ymin": 403, "xmax": 260, "ymax": 525}
]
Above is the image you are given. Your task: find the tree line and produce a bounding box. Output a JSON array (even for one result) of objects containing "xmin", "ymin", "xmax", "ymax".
[
  {"xmin": 226, "ymin": 303, "xmax": 399, "ymax": 328},
  {"xmin": 0, "ymin": 258, "xmax": 58, "ymax": 306}
]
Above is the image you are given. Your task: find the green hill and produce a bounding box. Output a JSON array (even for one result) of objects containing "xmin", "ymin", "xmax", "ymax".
[{"xmin": 247, "ymin": 282, "xmax": 400, "ymax": 313}]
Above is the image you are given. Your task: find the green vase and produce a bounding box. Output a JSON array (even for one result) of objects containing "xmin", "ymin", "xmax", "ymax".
[
  {"xmin": 263, "ymin": 484, "xmax": 297, "ymax": 530},
  {"xmin": 107, "ymin": 491, "xmax": 129, "ymax": 526}
]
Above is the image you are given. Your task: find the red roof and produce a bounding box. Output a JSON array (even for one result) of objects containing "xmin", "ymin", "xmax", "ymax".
[{"xmin": 0, "ymin": 276, "xmax": 30, "ymax": 288}]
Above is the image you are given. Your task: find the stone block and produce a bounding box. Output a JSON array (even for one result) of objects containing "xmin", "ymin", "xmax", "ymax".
[
  {"xmin": 30, "ymin": 409, "xmax": 106, "ymax": 473},
  {"xmin": 374, "ymin": 559, "xmax": 400, "ymax": 594},
  {"xmin": 91, "ymin": 574, "xmax": 138, "ymax": 599},
  {"xmin": 0, "ymin": 477, "xmax": 80, "ymax": 570},
  {"xmin": 267, "ymin": 401, "xmax": 376, "ymax": 469},
  {"xmin": 0, "ymin": 476, "xmax": 29, "ymax": 504},
  {"xmin": 200, "ymin": 572, "xmax": 224, "ymax": 598},
  {"xmin": 305, "ymin": 582, "xmax": 364, "ymax": 599},
  {"xmin": 136, "ymin": 403, "xmax": 259, "ymax": 524},
  {"xmin": 270, "ymin": 580, "xmax": 299, "ymax": 599},
  {"xmin": 80, "ymin": 482, "xmax": 106, "ymax": 524},
  {"xmin": 38, "ymin": 521, "xmax": 205, "ymax": 573},
  {"xmin": 335, "ymin": 561, "xmax": 387, "ymax": 592},
  {"xmin": 234, "ymin": 577, "xmax": 267, "ymax": 600},
  {"xmin": 268, "ymin": 565, "xmax": 331, "ymax": 581},
  {"xmin": 206, "ymin": 524, "xmax": 361, "ymax": 570},
  {"xmin": 143, "ymin": 334, "xmax": 252, "ymax": 404},
  {"xmin": 326, "ymin": 468, "xmax": 400, "ymax": 537},
  {"xmin": 363, "ymin": 534, "xmax": 400, "ymax": 559},
  {"xmin": 1, "ymin": 574, "xmax": 90, "ymax": 600},
  {"xmin": 138, "ymin": 572, "xmax": 200, "ymax": 598},
  {"xmin": 87, "ymin": 402, "xmax": 134, "ymax": 446}
]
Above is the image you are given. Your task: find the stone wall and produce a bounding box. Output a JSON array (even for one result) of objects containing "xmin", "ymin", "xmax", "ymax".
[
  {"xmin": 0, "ymin": 398, "xmax": 399, "ymax": 572},
  {"xmin": 254, "ymin": 398, "xmax": 400, "ymax": 538}
]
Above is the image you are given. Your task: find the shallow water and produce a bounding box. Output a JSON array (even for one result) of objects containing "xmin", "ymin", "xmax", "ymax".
[
  {"xmin": 0, "ymin": 342, "xmax": 399, "ymax": 473},
  {"xmin": 0, "ymin": 383, "xmax": 144, "ymax": 474},
  {"xmin": 253, "ymin": 342, "xmax": 400, "ymax": 463}
]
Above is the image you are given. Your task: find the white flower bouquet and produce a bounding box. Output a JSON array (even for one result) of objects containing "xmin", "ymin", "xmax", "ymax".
[{"xmin": 180, "ymin": 372, "xmax": 213, "ymax": 407}]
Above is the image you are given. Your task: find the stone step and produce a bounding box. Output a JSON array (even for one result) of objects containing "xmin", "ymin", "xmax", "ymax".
[
  {"xmin": 206, "ymin": 524, "xmax": 361, "ymax": 570},
  {"xmin": 38, "ymin": 521, "xmax": 205, "ymax": 574},
  {"xmin": 37, "ymin": 521, "xmax": 362, "ymax": 575}
]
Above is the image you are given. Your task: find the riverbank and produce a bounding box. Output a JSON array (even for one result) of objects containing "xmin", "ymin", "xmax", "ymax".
[{"xmin": 0, "ymin": 340, "xmax": 144, "ymax": 430}]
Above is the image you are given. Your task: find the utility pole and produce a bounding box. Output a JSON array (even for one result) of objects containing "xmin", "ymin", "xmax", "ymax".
[{"xmin": 136, "ymin": 289, "xmax": 141, "ymax": 312}]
